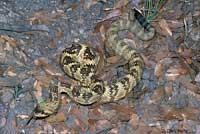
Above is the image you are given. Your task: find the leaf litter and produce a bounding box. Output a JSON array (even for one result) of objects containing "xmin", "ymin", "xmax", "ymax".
[{"xmin": 0, "ymin": 0, "xmax": 199, "ymax": 133}]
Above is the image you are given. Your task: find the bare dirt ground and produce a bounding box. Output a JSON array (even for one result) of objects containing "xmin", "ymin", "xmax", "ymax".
[{"xmin": 0, "ymin": 0, "xmax": 199, "ymax": 133}]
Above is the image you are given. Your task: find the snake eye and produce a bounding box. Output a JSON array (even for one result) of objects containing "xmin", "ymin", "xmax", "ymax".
[{"xmin": 92, "ymin": 85, "xmax": 104, "ymax": 95}]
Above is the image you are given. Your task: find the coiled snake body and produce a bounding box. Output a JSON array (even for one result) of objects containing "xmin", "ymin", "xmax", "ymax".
[{"xmin": 33, "ymin": 9, "xmax": 155, "ymax": 118}]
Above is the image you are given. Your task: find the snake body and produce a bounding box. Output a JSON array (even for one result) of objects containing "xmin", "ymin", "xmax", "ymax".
[{"xmin": 32, "ymin": 8, "xmax": 155, "ymax": 118}]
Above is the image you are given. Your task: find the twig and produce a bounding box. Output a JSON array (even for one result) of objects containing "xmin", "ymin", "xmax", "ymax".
[{"xmin": 0, "ymin": 23, "xmax": 49, "ymax": 33}]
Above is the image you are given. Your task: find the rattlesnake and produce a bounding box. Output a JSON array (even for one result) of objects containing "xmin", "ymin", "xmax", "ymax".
[{"xmin": 32, "ymin": 8, "xmax": 155, "ymax": 118}]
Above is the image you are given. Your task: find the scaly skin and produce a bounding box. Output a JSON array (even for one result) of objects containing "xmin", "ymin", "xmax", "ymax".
[{"xmin": 32, "ymin": 8, "xmax": 155, "ymax": 118}]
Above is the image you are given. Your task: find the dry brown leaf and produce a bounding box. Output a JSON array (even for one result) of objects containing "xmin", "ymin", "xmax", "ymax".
[
  {"xmin": 4, "ymin": 66, "xmax": 17, "ymax": 77},
  {"xmin": 134, "ymin": 125, "xmax": 162, "ymax": 134},
  {"xmin": 33, "ymin": 80, "xmax": 42, "ymax": 99},
  {"xmin": 164, "ymin": 82, "xmax": 173, "ymax": 95},
  {"xmin": 50, "ymin": 10, "xmax": 67, "ymax": 19},
  {"xmin": 28, "ymin": 9, "xmax": 67, "ymax": 24},
  {"xmin": 99, "ymin": 24, "xmax": 106, "ymax": 42},
  {"xmin": 55, "ymin": 28, "xmax": 64, "ymax": 38},
  {"xmin": 47, "ymin": 38, "xmax": 56, "ymax": 49},
  {"xmin": 84, "ymin": 0, "xmax": 98, "ymax": 9},
  {"xmin": 28, "ymin": 9, "xmax": 48, "ymax": 24},
  {"xmin": 15, "ymin": 50, "xmax": 28, "ymax": 65},
  {"xmin": 109, "ymin": 128, "xmax": 118, "ymax": 134},
  {"xmin": 154, "ymin": 58, "xmax": 174, "ymax": 78},
  {"xmin": 113, "ymin": 0, "xmax": 129, "ymax": 9},
  {"xmin": 46, "ymin": 111, "xmax": 66, "ymax": 122},
  {"xmin": 166, "ymin": 65, "xmax": 188, "ymax": 81},
  {"xmin": 195, "ymin": 72, "xmax": 200, "ymax": 83},
  {"xmin": 158, "ymin": 19, "xmax": 172, "ymax": 36},
  {"xmin": 91, "ymin": 107, "xmax": 102, "ymax": 116},
  {"xmin": 178, "ymin": 45, "xmax": 193, "ymax": 59},
  {"xmin": 109, "ymin": 104, "xmax": 135, "ymax": 113},
  {"xmin": 94, "ymin": 45, "xmax": 105, "ymax": 76},
  {"xmin": 94, "ymin": 20, "xmax": 112, "ymax": 33},
  {"xmin": 154, "ymin": 62, "xmax": 163, "ymax": 77},
  {"xmin": 193, "ymin": 10, "xmax": 200, "ymax": 17},
  {"xmin": 179, "ymin": 77, "xmax": 200, "ymax": 94},
  {"xmin": 0, "ymin": 35, "xmax": 19, "ymax": 47},
  {"xmin": 88, "ymin": 119, "xmax": 96, "ymax": 132},
  {"xmin": 94, "ymin": 6, "xmax": 123, "ymax": 32},
  {"xmin": 34, "ymin": 75, "xmax": 51, "ymax": 88},
  {"xmin": 106, "ymin": 55, "xmax": 121, "ymax": 64},
  {"xmin": 68, "ymin": 3, "xmax": 79, "ymax": 10},
  {"xmin": 34, "ymin": 57, "xmax": 49, "ymax": 66},
  {"xmin": 117, "ymin": 111, "xmax": 132, "ymax": 121},
  {"xmin": 45, "ymin": 65, "xmax": 62, "ymax": 76},
  {"xmin": 4, "ymin": 42, "xmax": 13, "ymax": 51},
  {"xmin": 165, "ymin": 72, "xmax": 179, "ymax": 80},
  {"xmin": 130, "ymin": 113, "xmax": 139, "ymax": 128},
  {"xmin": 141, "ymin": 55, "xmax": 152, "ymax": 68},
  {"xmin": 0, "ymin": 66, "xmax": 4, "ymax": 76},
  {"xmin": 158, "ymin": 105, "xmax": 200, "ymax": 121},
  {"xmin": 77, "ymin": 16, "xmax": 84, "ymax": 24},
  {"xmin": 27, "ymin": 69, "xmax": 40, "ymax": 75},
  {"xmin": 152, "ymin": 51, "xmax": 175, "ymax": 62},
  {"xmin": 103, "ymin": 9, "xmax": 121, "ymax": 21},
  {"xmin": 96, "ymin": 120, "xmax": 112, "ymax": 130},
  {"xmin": 167, "ymin": 20, "xmax": 184, "ymax": 28},
  {"xmin": 74, "ymin": 118, "xmax": 85, "ymax": 131},
  {"xmin": 149, "ymin": 87, "xmax": 165, "ymax": 104},
  {"xmin": 7, "ymin": 71, "xmax": 17, "ymax": 77},
  {"xmin": 186, "ymin": 89, "xmax": 200, "ymax": 100},
  {"xmin": 0, "ymin": 36, "xmax": 5, "ymax": 44}
]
